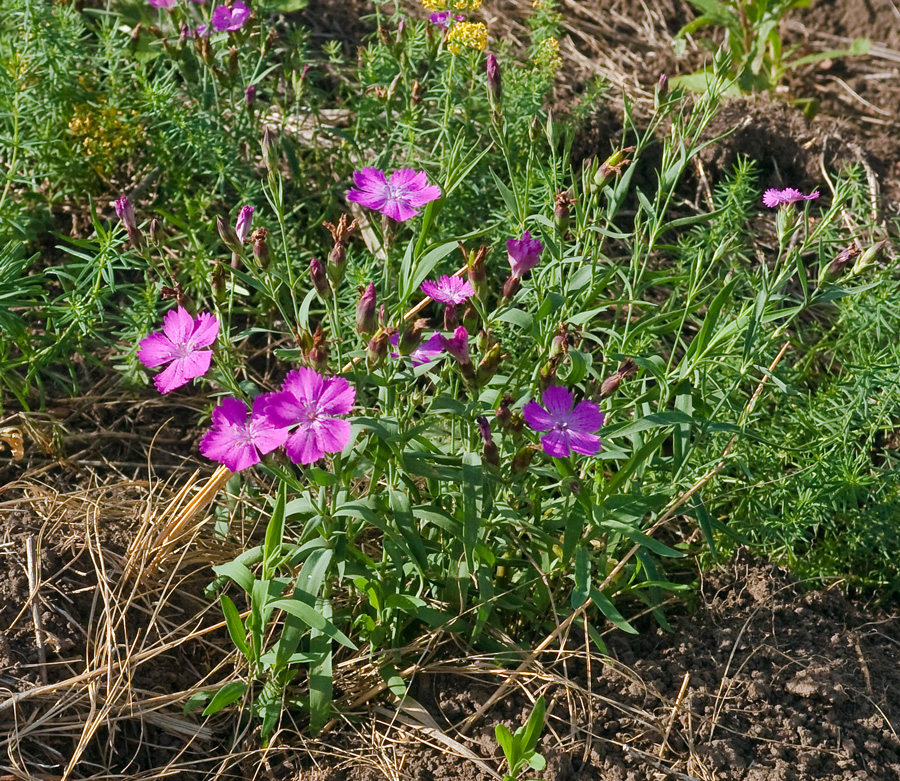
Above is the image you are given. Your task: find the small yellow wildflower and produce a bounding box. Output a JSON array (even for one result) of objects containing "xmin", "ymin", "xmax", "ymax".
[
  {"xmin": 421, "ymin": 0, "xmax": 481, "ymax": 10},
  {"xmin": 446, "ymin": 21, "xmax": 487, "ymax": 55},
  {"xmin": 532, "ymin": 36, "xmax": 562, "ymax": 72}
]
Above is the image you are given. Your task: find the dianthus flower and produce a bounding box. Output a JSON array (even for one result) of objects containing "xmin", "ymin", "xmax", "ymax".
[
  {"xmin": 138, "ymin": 307, "xmax": 219, "ymax": 394},
  {"xmin": 421, "ymin": 275, "xmax": 474, "ymax": 304},
  {"xmin": 200, "ymin": 396, "xmax": 288, "ymax": 472},
  {"xmin": 346, "ymin": 167, "xmax": 442, "ymax": 222},
  {"xmin": 507, "ymin": 230, "xmax": 543, "ymax": 278},
  {"xmin": 446, "ymin": 21, "xmax": 487, "ymax": 54},
  {"xmin": 261, "ymin": 368, "xmax": 355, "ymax": 465},
  {"xmin": 235, "ymin": 205, "xmax": 254, "ymax": 243},
  {"xmin": 390, "ymin": 331, "xmax": 444, "ymax": 366},
  {"xmin": 212, "ymin": 0, "xmax": 251, "ymax": 31},
  {"xmin": 762, "ymin": 187, "xmax": 820, "ymax": 208},
  {"xmin": 149, "ymin": 0, "xmax": 177, "ymax": 8},
  {"xmin": 523, "ymin": 385, "xmax": 604, "ymax": 458},
  {"xmin": 429, "ymin": 10, "xmax": 465, "ymax": 28}
]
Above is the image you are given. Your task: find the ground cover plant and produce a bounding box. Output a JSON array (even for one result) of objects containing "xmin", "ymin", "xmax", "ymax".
[{"xmin": 1, "ymin": 0, "xmax": 899, "ymax": 777}]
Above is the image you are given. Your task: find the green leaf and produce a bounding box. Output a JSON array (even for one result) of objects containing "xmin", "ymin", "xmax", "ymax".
[
  {"xmin": 521, "ymin": 696, "xmax": 546, "ymax": 754},
  {"xmin": 268, "ymin": 598, "xmax": 357, "ymax": 649},
  {"xmin": 602, "ymin": 519, "xmax": 685, "ymax": 558},
  {"xmin": 212, "ymin": 560, "xmax": 255, "ymax": 594},
  {"xmin": 263, "ymin": 482, "xmax": 287, "ymax": 580},
  {"xmin": 591, "ymin": 588, "xmax": 638, "ymax": 634},
  {"xmin": 202, "ymin": 680, "xmax": 248, "ymax": 716},
  {"xmin": 220, "ymin": 594, "xmax": 251, "ymax": 659},
  {"xmin": 308, "ymin": 598, "xmax": 334, "ymax": 735},
  {"xmin": 495, "ymin": 723, "xmax": 516, "ymax": 764},
  {"xmin": 390, "ymin": 490, "xmax": 429, "ymax": 572}
]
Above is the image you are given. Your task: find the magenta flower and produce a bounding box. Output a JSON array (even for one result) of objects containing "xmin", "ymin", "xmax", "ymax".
[
  {"xmin": 235, "ymin": 205, "xmax": 254, "ymax": 244},
  {"xmin": 138, "ymin": 307, "xmax": 219, "ymax": 394},
  {"xmin": 200, "ymin": 396, "xmax": 288, "ymax": 472},
  {"xmin": 149, "ymin": 0, "xmax": 177, "ymax": 8},
  {"xmin": 507, "ymin": 231, "xmax": 544, "ymax": 278},
  {"xmin": 421, "ymin": 275, "xmax": 474, "ymax": 305},
  {"xmin": 523, "ymin": 386, "xmax": 604, "ymax": 458},
  {"xmin": 429, "ymin": 11, "xmax": 464, "ymax": 28},
  {"xmin": 439, "ymin": 325, "xmax": 471, "ymax": 367},
  {"xmin": 261, "ymin": 368, "xmax": 355, "ymax": 465},
  {"xmin": 114, "ymin": 195, "xmax": 137, "ymax": 231},
  {"xmin": 762, "ymin": 187, "xmax": 820, "ymax": 208},
  {"xmin": 212, "ymin": 0, "xmax": 251, "ymax": 31},
  {"xmin": 346, "ymin": 167, "xmax": 442, "ymax": 222},
  {"xmin": 390, "ymin": 331, "xmax": 444, "ymax": 366}
]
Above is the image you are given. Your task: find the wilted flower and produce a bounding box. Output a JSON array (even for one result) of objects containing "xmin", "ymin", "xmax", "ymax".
[
  {"xmin": 446, "ymin": 21, "xmax": 487, "ymax": 54},
  {"xmin": 212, "ymin": 0, "xmax": 251, "ymax": 31},
  {"xmin": 523, "ymin": 385, "xmax": 604, "ymax": 458},
  {"xmin": 346, "ymin": 167, "xmax": 442, "ymax": 222},
  {"xmin": 762, "ymin": 187, "xmax": 820, "ymax": 208},
  {"xmin": 440, "ymin": 325, "xmax": 471, "ymax": 367},
  {"xmin": 261, "ymin": 368, "xmax": 355, "ymax": 465},
  {"xmin": 507, "ymin": 231, "xmax": 543, "ymax": 279},
  {"xmin": 200, "ymin": 396, "xmax": 288, "ymax": 472},
  {"xmin": 421, "ymin": 275, "xmax": 474, "ymax": 305},
  {"xmin": 138, "ymin": 307, "xmax": 219, "ymax": 394}
]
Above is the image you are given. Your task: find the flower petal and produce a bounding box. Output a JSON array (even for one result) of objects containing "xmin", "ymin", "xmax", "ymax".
[
  {"xmin": 162, "ymin": 306, "xmax": 195, "ymax": 345},
  {"xmin": 540, "ymin": 429, "xmax": 572, "ymax": 458},
  {"xmin": 153, "ymin": 350, "xmax": 212, "ymax": 393},
  {"xmin": 285, "ymin": 425, "xmax": 323, "ymax": 465},
  {"xmin": 567, "ymin": 430, "xmax": 601, "ymax": 456},
  {"xmin": 522, "ymin": 400, "xmax": 554, "ymax": 431},
  {"xmin": 568, "ymin": 401, "xmax": 604, "ymax": 433},
  {"xmin": 283, "ymin": 367, "xmax": 324, "ymax": 406},
  {"xmin": 249, "ymin": 395, "xmax": 289, "ymax": 454},
  {"xmin": 380, "ymin": 198, "xmax": 419, "ymax": 222},
  {"xmin": 316, "ymin": 417, "xmax": 351, "ymax": 454},
  {"xmin": 190, "ymin": 311, "xmax": 219, "ymax": 348},
  {"xmin": 317, "ymin": 376, "xmax": 355, "ymax": 415},
  {"xmin": 137, "ymin": 332, "xmax": 175, "ymax": 368},
  {"xmin": 541, "ymin": 386, "xmax": 574, "ymax": 421}
]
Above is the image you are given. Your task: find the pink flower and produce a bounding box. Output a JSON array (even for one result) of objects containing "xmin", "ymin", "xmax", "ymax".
[
  {"xmin": 200, "ymin": 396, "xmax": 288, "ymax": 472},
  {"xmin": 212, "ymin": 0, "xmax": 251, "ymax": 31},
  {"xmin": 507, "ymin": 231, "xmax": 543, "ymax": 278},
  {"xmin": 523, "ymin": 386, "xmax": 604, "ymax": 458},
  {"xmin": 149, "ymin": 0, "xmax": 177, "ymax": 8},
  {"xmin": 439, "ymin": 325, "xmax": 471, "ymax": 367},
  {"xmin": 114, "ymin": 195, "xmax": 137, "ymax": 229},
  {"xmin": 390, "ymin": 331, "xmax": 444, "ymax": 366},
  {"xmin": 762, "ymin": 187, "xmax": 820, "ymax": 208},
  {"xmin": 235, "ymin": 205, "xmax": 254, "ymax": 244},
  {"xmin": 138, "ymin": 307, "xmax": 219, "ymax": 394},
  {"xmin": 421, "ymin": 275, "xmax": 474, "ymax": 305},
  {"xmin": 429, "ymin": 11, "xmax": 464, "ymax": 28},
  {"xmin": 261, "ymin": 368, "xmax": 355, "ymax": 465},
  {"xmin": 346, "ymin": 167, "xmax": 442, "ymax": 222}
]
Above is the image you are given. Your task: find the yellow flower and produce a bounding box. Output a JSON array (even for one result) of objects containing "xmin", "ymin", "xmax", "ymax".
[
  {"xmin": 532, "ymin": 37, "xmax": 561, "ymax": 72},
  {"xmin": 446, "ymin": 21, "xmax": 487, "ymax": 54},
  {"xmin": 421, "ymin": 0, "xmax": 481, "ymax": 10}
]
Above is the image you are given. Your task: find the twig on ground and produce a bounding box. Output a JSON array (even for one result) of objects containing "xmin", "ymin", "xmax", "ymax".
[{"xmin": 25, "ymin": 535, "xmax": 48, "ymax": 686}]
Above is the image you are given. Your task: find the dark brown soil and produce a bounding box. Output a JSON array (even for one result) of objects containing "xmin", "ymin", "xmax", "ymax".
[{"xmin": 287, "ymin": 552, "xmax": 900, "ymax": 781}]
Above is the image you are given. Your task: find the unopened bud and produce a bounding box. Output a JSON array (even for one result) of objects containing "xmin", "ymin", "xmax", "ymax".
[
  {"xmin": 476, "ymin": 343, "xmax": 503, "ymax": 385},
  {"xmin": 261, "ymin": 126, "xmax": 276, "ymax": 171},
  {"xmin": 228, "ymin": 46, "xmax": 238, "ymax": 76},
  {"xmin": 149, "ymin": 218, "xmax": 162, "ymax": 248},
  {"xmin": 310, "ymin": 257, "xmax": 330, "ymax": 297},
  {"xmin": 554, "ymin": 190, "xmax": 575, "ymax": 235},
  {"xmin": 307, "ymin": 324, "xmax": 329, "ymax": 372},
  {"xmin": 444, "ymin": 303, "xmax": 459, "ymax": 331},
  {"xmin": 467, "ymin": 245, "xmax": 488, "ymax": 300},
  {"xmin": 486, "ymin": 52, "xmax": 502, "ymax": 118},
  {"xmin": 396, "ymin": 18, "xmax": 406, "ymax": 44},
  {"xmin": 549, "ymin": 323, "xmax": 571, "ymax": 359},
  {"xmin": 356, "ymin": 283, "xmax": 377, "ymax": 336},
  {"xmin": 656, "ymin": 73, "xmax": 668, "ymax": 101},
  {"xmin": 217, "ymin": 215, "xmax": 241, "ymax": 253},
  {"xmin": 411, "ymin": 80, "xmax": 423, "ymax": 106},
  {"xmin": 367, "ymin": 330, "xmax": 390, "ymax": 366},
  {"xmin": 853, "ymin": 239, "xmax": 887, "ymax": 275},
  {"xmin": 462, "ymin": 303, "xmax": 479, "ymax": 333},
  {"xmin": 593, "ymin": 147, "xmax": 636, "ymax": 190},
  {"xmin": 599, "ymin": 373, "xmax": 622, "ymax": 399},
  {"xmin": 477, "ymin": 416, "xmax": 500, "ymax": 468},
  {"xmin": 501, "ymin": 274, "xmax": 521, "ymax": 302},
  {"xmin": 235, "ymin": 205, "xmax": 254, "ymax": 245},
  {"xmin": 511, "ymin": 445, "xmax": 537, "ymax": 475},
  {"xmin": 496, "ymin": 394, "xmax": 513, "ymax": 430},
  {"xmin": 398, "ymin": 318, "xmax": 427, "ymax": 355},
  {"xmin": 245, "ymin": 84, "xmax": 256, "ymax": 108},
  {"xmin": 328, "ymin": 242, "xmax": 346, "ymax": 285},
  {"xmin": 819, "ymin": 245, "xmax": 860, "ymax": 286}
]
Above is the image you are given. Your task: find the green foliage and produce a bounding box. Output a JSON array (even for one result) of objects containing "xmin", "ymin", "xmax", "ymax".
[
  {"xmin": 496, "ymin": 696, "xmax": 547, "ymax": 781},
  {"xmin": 673, "ymin": 0, "xmax": 869, "ymax": 93}
]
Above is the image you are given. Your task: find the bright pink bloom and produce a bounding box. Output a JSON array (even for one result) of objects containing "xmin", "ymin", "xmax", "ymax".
[
  {"xmin": 138, "ymin": 308, "xmax": 219, "ymax": 394},
  {"xmin": 200, "ymin": 396, "xmax": 288, "ymax": 472},
  {"xmin": 762, "ymin": 187, "xmax": 820, "ymax": 208},
  {"xmin": 261, "ymin": 368, "xmax": 355, "ymax": 465},
  {"xmin": 421, "ymin": 275, "xmax": 474, "ymax": 305},
  {"xmin": 235, "ymin": 205, "xmax": 254, "ymax": 243},
  {"xmin": 523, "ymin": 386, "xmax": 604, "ymax": 458},
  {"xmin": 390, "ymin": 331, "xmax": 444, "ymax": 366},
  {"xmin": 439, "ymin": 326, "xmax": 470, "ymax": 367},
  {"xmin": 346, "ymin": 167, "xmax": 441, "ymax": 222},
  {"xmin": 507, "ymin": 231, "xmax": 543, "ymax": 278},
  {"xmin": 149, "ymin": 0, "xmax": 177, "ymax": 8},
  {"xmin": 114, "ymin": 195, "xmax": 137, "ymax": 230},
  {"xmin": 429, "ymin": 11, "xmax": 464, "ymax": 28},
  {"xmin": 212, "ymin": 0, "xmax": 251, "ymax": 31}
]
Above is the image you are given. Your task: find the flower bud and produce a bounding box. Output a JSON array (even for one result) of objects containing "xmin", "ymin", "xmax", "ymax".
[
  {"xmin": 486, "ymin": 52, "xmax": 502, "ymax": 118},
  {"xmin": 261, "ymin": 126, "xmax": 276, "ymax": 171},
  {"xmin": 411, "ymin": 80, "xmax": 423, "ymax": 106},
  {"xmin": 149, "ymin": 218, "xmax": 162, "ymax": 248},
  {"xmin": 476, "ymin": 343, "xmax": 503, "ymax": 385},
  {"xmin": 554, "ymin": 190, "xmax": 575, "ymax": 235},
  {"xmin": 593, "ymin": 147, "xmax": 635, "ymax": 190},
  {"xmin": 227, "ymin": 46, "xmax": 238, "ymax": 77},
  {"xmin": 115, "ymin": 195, "xmax": 145, "ymax": 250},
  {"xmin": 501, "ymin": 274, "xmax": 521, "ymax": 302},
  {"xmin": 396, "ymin": 18, "xmax": 406, "ymax": 44},
  {"xmin": 356, "ymin": 283, "xmax": 377, "ymax": 337},
  {"xmin": 444, "ymin": 303, "xmax": 459, "ymax": 332},
  {"xmin": 307, "ymin": 324, "xmax": 329, "ymax": 373},
  {"xmin": 245, "ymin": 84, "xmax": 256, "ymax": 109},
  {"xmin": 549, "ymin": 323, "xmax": 571, "ymax": 359},
  {"xmin": 398, "ymin": 318, "xmax": 427, "ymax": 355},
  {"xmin": 467, "ymin": 245, "xmax": 488, "ymax": 300},
  {"xmin": 328, "ymin": 242, "xmax": 346, "ymax": 285},
  {"xmin": 599, "ymin": 373, "xmax": 621, "ymax": 399},
  {"xmin": 462, "ymin": 303, "xmax": 479, "ymax": 334},
  {"xmin": 511, "ymin": 445, "xmax": 537, "ymax": 475},
  {"xmin": 310, "ymin": 257, "xmax": 330, "ymax": 297},
  {"xmin": 496, "ymin": 394, "xmax": 513, "ymax": 430},
  {"xmin": 235, "ymin": 205, "xmax": 254, "ymax": 245},
  {"xmin": 477, "ymin": 416, "xmax": 500, "ymax": 468},
  {"xmin": 367, "ymin": 330, "xmax": 390, "ymax": 366},
  {"xmin": 217, "ymin": 215, "xmax": 241, "ymax": 253},
  {"xmin": 656, "ymin": 73, "xmax": 668, "ymax": 101},
  {"xmin": 211, "ymin": 261, "xmax": 226, "ymax": 301},
  {"xmin": 853, "ymin": 239, "xmax": 887, "ymax": 275},
  {"xmin": 251, "ymin": 227, "xmax": 271, "ymax": 269},
  {"xmin": 818, "ymin": 246, "xmax": 860, "ymax": 286}
]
